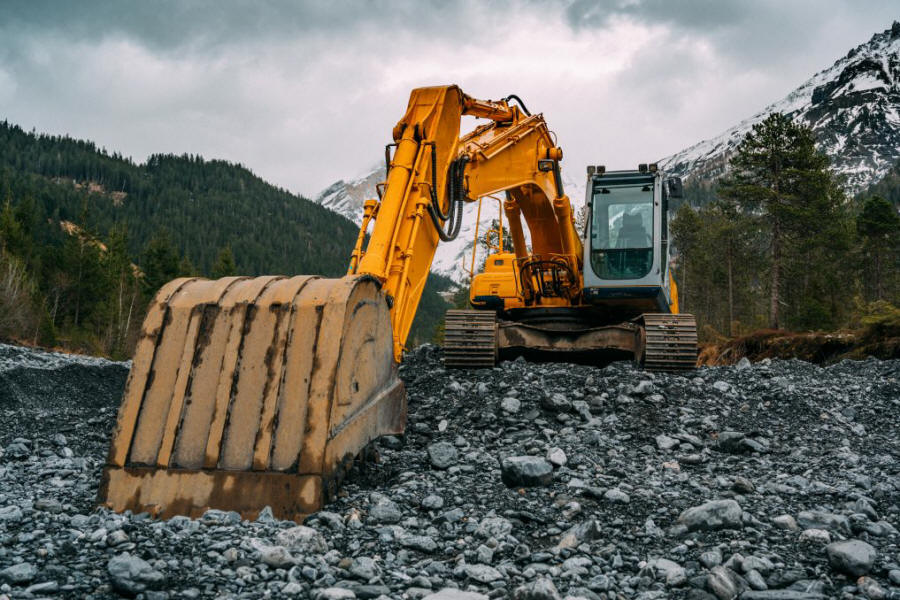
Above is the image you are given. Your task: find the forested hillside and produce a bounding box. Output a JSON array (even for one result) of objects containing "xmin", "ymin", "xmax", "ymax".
[
  {"xmin": 670, "ymin": 113, "xmax": 899, "ymax": 342},
  {"xmin": 0, "ymin": 120, "xmax": 450, "ymax": 356}
]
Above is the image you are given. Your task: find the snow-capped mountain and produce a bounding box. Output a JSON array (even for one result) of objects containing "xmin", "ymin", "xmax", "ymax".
[
  {"xmin": 314, "ymin": 165, "xmax": 584, "ymax": 283},
  {"xmin": 660, "ymin": 21, "xmax": 900, "ymax": 193}
]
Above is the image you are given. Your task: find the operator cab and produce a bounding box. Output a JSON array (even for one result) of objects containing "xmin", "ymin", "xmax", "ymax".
[{"xmin": 581, "ymin": 165, "xmax": 683, "ymax": 317}]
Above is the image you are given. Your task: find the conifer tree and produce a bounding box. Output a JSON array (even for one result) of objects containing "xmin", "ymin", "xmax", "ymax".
[
  {"xmin": 211, "ymin": 246, "xmax": 237, "ymax": 278},
  {"xmin": 719, "ymin": 112, "xmax": 838, "ymax": 329}
]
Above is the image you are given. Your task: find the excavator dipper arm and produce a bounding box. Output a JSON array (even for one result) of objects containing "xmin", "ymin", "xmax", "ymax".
[{"xmin": 100, "ymin": 85, "xmax": 577, "ymax": 520}]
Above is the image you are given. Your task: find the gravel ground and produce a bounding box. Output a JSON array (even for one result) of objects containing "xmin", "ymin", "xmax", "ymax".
[{"xmin": 0, "ymin": 342, "xmax": 898, "ymax": 600}]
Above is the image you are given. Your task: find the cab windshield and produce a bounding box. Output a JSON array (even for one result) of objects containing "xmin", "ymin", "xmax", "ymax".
[{"xmin": 590, "ymin": 183, "xmax": 654, "ymax": 280}]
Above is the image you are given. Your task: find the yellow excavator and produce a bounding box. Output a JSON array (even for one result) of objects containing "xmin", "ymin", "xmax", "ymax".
[{"xmin": 99, "ymin": 85, "xmax": 696, "ymax": 522}]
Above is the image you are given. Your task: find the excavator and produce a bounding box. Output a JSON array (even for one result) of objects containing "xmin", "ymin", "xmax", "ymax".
[{"xmin": 99, "ymin": 85, "xmax": 696, "ymax": 522}]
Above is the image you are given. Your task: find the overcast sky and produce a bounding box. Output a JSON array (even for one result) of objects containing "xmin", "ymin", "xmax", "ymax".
[{"xmin": 1, "ymin": 1, "xmax": 897, "ymax": 199}]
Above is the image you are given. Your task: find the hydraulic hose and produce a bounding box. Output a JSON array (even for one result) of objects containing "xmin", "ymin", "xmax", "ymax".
[
  {"xmin": 503, "ymin": 94, "xmax": 531, "ymax": 116},
  {"xmin": 427, "ymin": 156, "xmax": 467, "ymax": 242}
]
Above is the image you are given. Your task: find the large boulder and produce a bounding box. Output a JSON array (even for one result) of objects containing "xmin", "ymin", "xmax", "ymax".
[
  {"xmin": 501, "ymin": 456, "xmax": 553, "ymax": 487},
  {"xmin": 677, "ymin": 499, "xmax": 742, "ymax": 532},
  {"xmin": 826, "ymin": 539, "xmax": 876, "ymax": 576},
  {"xmin": 107, "ymin": 553, "xmax": 166, "ymax": 596}
]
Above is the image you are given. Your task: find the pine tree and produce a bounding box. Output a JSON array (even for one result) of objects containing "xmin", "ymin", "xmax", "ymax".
[
  {"xmin": 211, "ymin": 246, "xmax": 237, "ymax": 279},
  {"xmin": 857, "ymin": 196, "xmax": 900, "ymax": 301},
  {"xmin": 142, "ymin": 230, "xmax": 181, "ymax": 296},
  {"xmin": 719, "ymin": 112, "xmax": 837, "ymax": 329}
]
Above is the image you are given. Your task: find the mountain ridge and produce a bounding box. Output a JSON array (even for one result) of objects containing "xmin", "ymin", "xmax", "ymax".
[{"xmin": 659, "ymin": 21, "xmax": 900, "ymax": 192}]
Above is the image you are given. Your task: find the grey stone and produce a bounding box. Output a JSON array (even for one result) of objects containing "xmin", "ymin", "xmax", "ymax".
[
  {"xmin": 798, "ymin": 529, "xmax": 830, "ymax": 544},
  {"xmin": 514, "ymin": 577, "xmax": 563, "ymax": 600},
  {"xmin": 541, "ymin": 393, "xmax": 571, "ymax": 412},
  {"xmin": 421, "ymin": 494, "xmax": 444, "ymax": 510},
  {"xmin": 0, "ymin": 562, "xmax": 36, "ymax": 584},
  {"xmin": 677, "ymin": 499, "xmax": 742, "ymax": 532},
  {"xmin": 706, "ymin": 566, "xmax": 744, "ymax": 600},
  {"xmin": 428, "ymin": 442, "xmax": 458, "ymax": 469},
  {"xmin": 699, "ymin": 550, "xmax": 723, "ymax": 569},
  {"xmin": 464, "ymin": 564, "xmax": 502, "ymax": 583},
  {"xmin": 501, "ymin": 456, "xmax": 553, "ymax": 487},
  {"xmin": 424, "ymin": 589, "xmax": 489, "ymax": 600},
  {"xmin": 501, "ymin": 397, "xmax": 521, "ymax": 413},
  {"xmin": 0, "ymin": 505, "xmax": 23, "ymax": 522},
  {"xmin": 825, "ymin": 539, "xmax": 876, "ymax": 576},
  {"xmin": 740, "ymin": 593, "xmax": 825, "ymax": 599},
  {"xmin": 276, "ymin": 526, "xmax": 328, "ymax": 553},
  {"xmin": 315, "ymin": 588, "xmax": 357, "ymax": 600},
  {"xmin": 401, "ymin": 535, "xmax": 438, "ymax": 553},
  {"xmin": 796, "ymin": 510, "xmax": 849, "ymax": 533},
  {"xmin": 546, "ymin": 447, "xmax": 567, "ymax": 467},
  {"xmin": 649, "ymin": 558, "xmax": 686, "ymax": 586},
  {"xmin": 349, "ymin": 556, "xmax": 379, "ymax": 580},
  {"xmin": 475, "ymin": 516, "xmax": 513, "ymax": 539},
  {"xmin": 367, "ymin": 499, "xmax": 403, "ymax": 524},
  {"xmin": 655, "ymin": 434, "xmax": 679, "ymax": 450},
  {"xmin": 772, "ymin": 515, "xmax": 798, "ymax": 530},
  {"xmin": 604, "ymin": 488, "xmax": 630, "ymax": 504},
  {"xmin": 107, "ymin": 553, "xmax": 166, "ymax": 595}
]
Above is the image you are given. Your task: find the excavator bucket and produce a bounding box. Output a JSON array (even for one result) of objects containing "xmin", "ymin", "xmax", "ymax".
[{"xmin": 98, "ymin": 275, "xmax": 405, "ymax": 522}]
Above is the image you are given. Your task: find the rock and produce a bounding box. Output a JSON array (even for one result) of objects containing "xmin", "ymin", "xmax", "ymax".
[
  {"xmin": 367, "ymin": 498, "xmax": 403, "ymax": 524},
  {"xmin": 649, "ymin": 558, "xmax": 686, "ymax": 586},
  {"xmin": 107, "ymin": 553, "xmax": 166, "ymax": 595},
  {"xmin": 276, "ymin": 526, "xmax": 328, "ymax": 553},
  {"xmin": 712, "ymin": 381, "xmax": 730, "ymax": 392},
  {"xmin": 315, "ymin": 588, "xmax": 357, "ymax": 600},
  {"xmin": 514, "ymin": 577, "xmax": 563, "ymax": 599},
  {"xmin": 26, "ymin": 581, "xmax": 59, "ymax": 594},
  {"xmin": 825, "ymin": 539, "xmax": 876, "ymax": 576},
  {"xmin": 796, "ymin": 510, "xmax": 849, "ymax": 533},
  {"xmin": 33, "ymin": 498, "xmax": 63, "ymax": 513},
  {"xmin": 427, "ymin": 441, "xmax": 458, "ymax": 469},
  {"xmin": 798, "ymin": 528, "xmax": 830, "ymax": 544},
  {"xmin": 740, "ymin": 592, "xmax": 826, "ymax": 599},
  {"xmin": 772, "ymin": 515, "xmax": 798, "ymax": 530},
  {"xmin": 677, "ymin": 499, "xmax": 742, "ymax": 532},
  {"xmin": 541, "ymin": 393, "xmax": 571, "ymax": 412},
  {"xmin": 736, "ymin": 357, "xmax": 751, "ymax": 370},
  {"xmin": 656, "ymin": 434, "xmax": 679, "ymax": 450},
  {"xmin": 475, "ymin": 516, "xmax": 513, "ymax": 539},
  {"xmin": 0, "ymin": 562, "xmax": 36, "ymax": 584},
  {"xmin": 604, "ymin": 488, "xmax": 630, "ymax": 504},
  {"xmin": 253, "ymin": 541, "xmax": 294, "ymax": 568},
  {"xmin": 501, "ymin": 456, "xmax": 554, "ymax": 487},
  {"xmin": 424, "ymin": 589, "xmax": 489, "ymax": 600},
  {"xmin": 401, "ymin": 535, "xmax": 438, "ymax": 553},
  {"xmin": 706, "ymin": 566, "xmax": 744, "ymax": 600},
  {"xmin": 0, "ymin": 505, "xmax": 23, "ymax": 522},
  {"xmin": 349, "ymin": 556, "xmax": 379, "ymax": 581},
  {"xmin": 501, "ymin": 397, "xmax": 521, "ymax": 413},
  {"xmin": 717, "ymin": 431, "xmax": 747, "ymax": 453},
  {"xmin": 744, "ymin": 569, "xmax": 767, "ymax": 590},
  {"xmin": 889, "ymin": 569, "xmax": 900, "ymax": 585},
  {"xmin": 857, "ymin": 576, "xmax": 886, "ymax": 599},
  {"xmin": 464, "ymin": 564, "xmax": 503, "ymax": 583},
  {"xmin": 731, "ymin": 476, "xmax": 755, "ymax": 494},
  {"xmin": 421, "ymin": 494, "xmax": 444, "ymax": 510},
  {"xmin": 546, "ymin": 447, "xmax": 567, "ymax": 467},
  {"xmin": 4, "ymin": 441, "xmax": 29, "ymax": 459},
  {"xmin": 700, "ymin": 550, "xmax": 723, "ymax": 568}
]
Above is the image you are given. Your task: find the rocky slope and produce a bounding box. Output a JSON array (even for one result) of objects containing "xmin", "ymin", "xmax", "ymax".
[
  {"xmin": 314, "ymin": 167, "xmax": 584, "ymax": 284},
  {"xmin": 660, "ymin": 21, "xmax": 900, "ymax": 193},
  {"xmin": 1, "ymin": 342, "xmax": 899, "ymax": 599}
]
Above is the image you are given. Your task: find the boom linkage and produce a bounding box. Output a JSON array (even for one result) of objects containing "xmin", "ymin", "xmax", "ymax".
[{"xmin": 347, "ymin": 85, "xmax": 583, "ymax": 361}]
